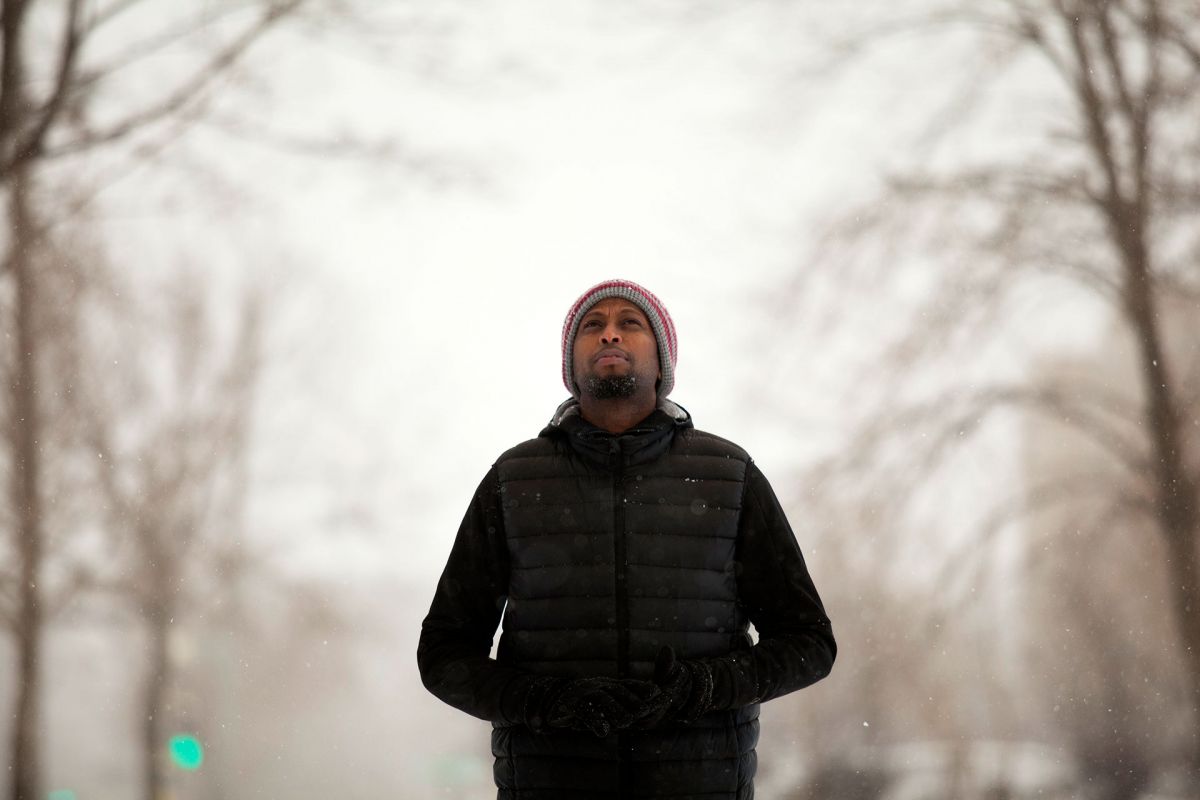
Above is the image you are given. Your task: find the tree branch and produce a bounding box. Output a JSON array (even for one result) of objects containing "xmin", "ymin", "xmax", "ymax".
[
  {"xmin": 0, "ymin": 0, "xmax": 31, "ymax": 148},
  {"xmin": 1114, "ymin": 0, "xmax": 1200, "ymax": 73},
  {"xmin": 1059, "ymin": 1, "xmax": 1126, "ymax": 217},
  {"xmin": 928, "ymin": 475, "xmax": 1152, "ymax": 622},
  {"xmin": 46, "ymin": 0, "xmax": 303, "ymax": 158},
  {"xmin": 1000, "ymin": 0, "xmax": 1075, "ymax": 82},
  {"xmin": 840, "ymin": 382, "xmax": 1147, "ymax": 489},
  {"xmin": 87, "ymin": 0, "xmax": 154, "ymax": 33},
  {"xmin": 1097, "ymin": 0, "xmax": 1161, "ymax": 222},
  {"xmin": 74, "ymin": 1, "xmax": 270, "ymax": 94},
  {"xmin": 81, "ymin": 400, "xmax": 139, "ymax": 549},
  {"xmin": 1096, "ymin": 2, "xmax": 1139, "ymax": 131},
  {"xmin": 887, "ymin": 164, "xmax": 1102, "ymax": 208},
  {"xmin": 822, "ymin": 4, "xmax": 1012, "ymax": 64},
  {"xmin": 6, "ymin": 0, "xmax": 84, "ymax": 171},
  {"xmin": 42, "ymin": 562, "xmax": 119, "ymax": 620}
]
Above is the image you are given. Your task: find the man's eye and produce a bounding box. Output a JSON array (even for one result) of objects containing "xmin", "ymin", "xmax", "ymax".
[
  {"xmin": 582, "ymin": 320, "xmax": 601, "ymax": 329},
  {"xmin": 622, "ymin": 319, "xmax": 641, "ymax": 326}
]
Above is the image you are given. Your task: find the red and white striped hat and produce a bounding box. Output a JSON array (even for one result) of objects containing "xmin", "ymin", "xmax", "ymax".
[{"xmin": 561, "ymin": 279, "xmax": 678, "ymax": 399}]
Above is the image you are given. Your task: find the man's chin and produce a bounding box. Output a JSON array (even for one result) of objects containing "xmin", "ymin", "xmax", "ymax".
[{"xmin": 583, "ymin": 374, "xmax": 640, "ymax": 400}]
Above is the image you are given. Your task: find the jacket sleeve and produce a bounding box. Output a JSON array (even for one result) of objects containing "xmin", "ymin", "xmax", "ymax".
[
  {"xmin": 417, "ymin": 466, "xmax": 547, "ymax": 724},
  {"xmin": 704, "ymin": 460, "xmax": 836, "ymax": 710}
]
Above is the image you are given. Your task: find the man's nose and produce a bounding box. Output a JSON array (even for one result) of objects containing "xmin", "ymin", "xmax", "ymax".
[{"xmin": 600, "ymin": 324, "xmax": 621, "ymax": 343}]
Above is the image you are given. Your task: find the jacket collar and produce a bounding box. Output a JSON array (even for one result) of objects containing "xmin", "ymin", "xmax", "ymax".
[
  {"xmin": 540, "ymin": 397, "xmax": 693, "ymax": 467},
  {"xmin": 545, "ymin": 396, "xmax": 690, "ymax": 428}
]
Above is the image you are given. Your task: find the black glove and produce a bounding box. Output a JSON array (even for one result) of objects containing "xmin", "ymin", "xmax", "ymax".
[
  {"xmin": 525, "ymin": 676, "xmax": 667, "ymax": 737},
  {"xmin": 633, "ymin": 646, "xmax": 714, "ymax": 728}
]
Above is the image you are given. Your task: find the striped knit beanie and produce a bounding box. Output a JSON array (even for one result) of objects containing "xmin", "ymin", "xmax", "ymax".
[{"xmin": 561, "ymin": 279, "xmax": 678, "ymax": 399}]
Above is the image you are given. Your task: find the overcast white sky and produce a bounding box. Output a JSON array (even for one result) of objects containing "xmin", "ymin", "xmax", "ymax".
[
  {"xmin": 215, "ymin": 1, "xmax": 898, "ymax": 581},
  {"xmin": 81, "ymin": 0, "xmax": 1115, "ymax": 587}
]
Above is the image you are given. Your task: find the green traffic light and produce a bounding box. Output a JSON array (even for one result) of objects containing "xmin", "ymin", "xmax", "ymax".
[
  {"xmin": 169, "ymin": 734, "xmax": 204, "ymax": 770},
  {"xmin": 47, "ymin": 791, "xmax": 76, "ymax": 800}
]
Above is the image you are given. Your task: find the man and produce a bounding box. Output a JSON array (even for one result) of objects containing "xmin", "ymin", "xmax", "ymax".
[{"xmin": 418, "ymin": 279, "xmax": 835, "ymax": 799}]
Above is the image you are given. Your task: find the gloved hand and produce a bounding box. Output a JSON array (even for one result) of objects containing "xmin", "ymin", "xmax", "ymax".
[
  {"xmin": 633, "ymin": 646, "xmax": 715, "ymax": 728},
  {"xmin": 526, "ymin": 676, "xmax": 668, "ymax": 737}
]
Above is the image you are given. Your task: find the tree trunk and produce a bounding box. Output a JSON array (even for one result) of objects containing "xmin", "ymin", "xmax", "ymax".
[
  {"xmin": 1119, "ymin": 230, "xmax": 1200, "ymax": 770},
  {"xmin": 142, "ymin": 591, "xmax": 173, "ymax": 800},
  {"xmin": 1162, "ymin": 531, "xmax": 1200, "ymax": 759},
  {"xmin": 2, "ymin": 1, "xmax": 43, "ymax": 796},
  {"xmin": 7, "ymin": 165, "xmax": 43, "ymax": 800},
  {"xmin": 1073, "ymin": 0, "xmax": 1200, "ymax": 747}
]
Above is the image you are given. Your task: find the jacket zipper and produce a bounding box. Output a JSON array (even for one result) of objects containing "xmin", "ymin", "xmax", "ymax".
[
  {"xmin": 610, "ymin": 439, "xmax": 632, "ymax": 797},
  {"xmin": 611, "ymin": 439, "xmax": 628, "ymax": 675}
]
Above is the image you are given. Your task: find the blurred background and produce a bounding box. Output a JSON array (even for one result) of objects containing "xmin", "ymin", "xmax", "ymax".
[{"xmin": 1, "ymin": 0, "xmax": 1198, "ymax": 798}]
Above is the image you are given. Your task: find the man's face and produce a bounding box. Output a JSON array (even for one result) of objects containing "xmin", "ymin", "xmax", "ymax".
[{"xmin": 572, "ymin": 298, "xmax": 661, "ymax": 399}]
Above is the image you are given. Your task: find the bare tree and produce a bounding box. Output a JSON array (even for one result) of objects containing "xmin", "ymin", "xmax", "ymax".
[
  {"xmin": 0, "ymin": 3, "xmax": 320, "ymax": 796},
  {"xmin": 780, "ymin": 0, "xmax": 1200, "ymax": 777},
  {"xmin": 77, "ymin": 266, "xmax": 263, "ymax": 800}
]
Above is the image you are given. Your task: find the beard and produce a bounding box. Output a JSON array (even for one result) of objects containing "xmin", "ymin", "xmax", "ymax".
[{"xmin": 582, "ymin": 373, "xmax": 640, "ymax": 399}]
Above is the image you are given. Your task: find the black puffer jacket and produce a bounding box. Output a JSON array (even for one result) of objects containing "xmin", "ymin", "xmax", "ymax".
[{"xmin": 418, "ymin": 403, "xmax": 835, "ymax": 799}]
